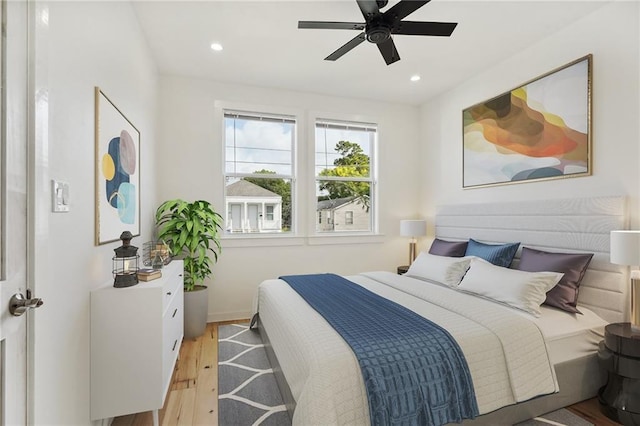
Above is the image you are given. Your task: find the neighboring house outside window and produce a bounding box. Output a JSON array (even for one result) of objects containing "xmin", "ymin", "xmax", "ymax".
[
  {"xmin": 226, "ymin": 180, "xmax": 282, "ymax": 233},
  {"xmin": 317, "ymin": 197, "xmax": 368, "ymax": 232},
  {"xmin": 315, "ymin": 119, "xmax": 376, "ymax": 233},
  {"xmin": 224, "ymin": 110, "xmax": 295, "ymax": 234}
]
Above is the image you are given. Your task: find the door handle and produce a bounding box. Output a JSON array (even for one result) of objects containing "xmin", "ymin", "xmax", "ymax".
[{"xmin": 9, "ymin": 290, "xmax": 44, "ymax": 316}]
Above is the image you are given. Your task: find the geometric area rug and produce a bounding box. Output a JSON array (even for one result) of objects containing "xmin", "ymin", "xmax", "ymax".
[
  {"xmin": 218, "ymin": 323, "xmax": 291, "ymax": 425},
  {"xmin": 514, "ymin": 409, "xmax": 593, "ymax": 426},
  {"xmin": 218, "ymin": 324, "xmax": 591, "ymax": 426}
]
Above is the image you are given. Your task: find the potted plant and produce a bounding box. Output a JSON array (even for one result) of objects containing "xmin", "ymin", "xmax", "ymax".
[{"xmin": 155, "ymin": 199, "xmax": 223, "ymax": 339}]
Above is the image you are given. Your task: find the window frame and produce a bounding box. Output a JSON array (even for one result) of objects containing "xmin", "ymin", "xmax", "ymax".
[
  {"xmin": 311, "ymin": 115, "xmax": 378, "ymax": 237},
  {"xmin": 219, "ymin": 103, "xmax": 300, "ymax": 240},
  {"xmin": 215, "ymin": 103, "xmax": 383, "ymax": 248}
]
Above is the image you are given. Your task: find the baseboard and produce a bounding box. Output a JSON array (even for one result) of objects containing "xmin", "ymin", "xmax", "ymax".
[{"xmin": 208, "ymin": 310, "xmax": 252, "ymax": 323}]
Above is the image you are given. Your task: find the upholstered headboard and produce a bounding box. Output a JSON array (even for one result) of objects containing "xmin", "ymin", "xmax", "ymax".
[{"xmin": 434, "ymin": 196, "xmax": 628, "ymax": 323}]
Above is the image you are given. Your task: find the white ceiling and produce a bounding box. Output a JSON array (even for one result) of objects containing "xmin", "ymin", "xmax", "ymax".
[{"xmin": 132, "ymin": 0, "xmax": 610, "ymax": 106}]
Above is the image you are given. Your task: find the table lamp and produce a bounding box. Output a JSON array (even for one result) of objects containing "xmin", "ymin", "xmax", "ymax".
[
  {"xmin": 400, "ymin": 219, "xmax": 426, "ymax": 265},
  {"xmin": 610, "ymin": 230, "xmax": 640, "ymax": 328}
]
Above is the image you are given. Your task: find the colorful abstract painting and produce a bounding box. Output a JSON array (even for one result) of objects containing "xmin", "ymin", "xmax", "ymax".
[
  {"xmin": 463, "ymin": 55, "xmax": 591, "ymax": 188},
  {"xmin": 95, "ymin": 87, "xmax": 140, "ymax": 245}
]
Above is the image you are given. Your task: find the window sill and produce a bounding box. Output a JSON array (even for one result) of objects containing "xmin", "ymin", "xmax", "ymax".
[
  {"xmin": 307, "ymin": 233, "xmax": 385, "ymax": 246},
  {"xmin": 221, "ymin": 233, "xmax": 386, "ymax": 248}
]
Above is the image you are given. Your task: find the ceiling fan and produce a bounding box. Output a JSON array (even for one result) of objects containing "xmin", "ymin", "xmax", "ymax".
[{"xmin": 298, "ymin": 0, "xmax": 457, "ymax": 66}]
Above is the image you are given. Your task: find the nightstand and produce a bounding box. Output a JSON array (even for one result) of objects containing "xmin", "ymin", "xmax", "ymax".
[
  {"xmin": 397, "ymin": 265, "xmax": 409, "ymax": 275},
  {"xmin": 597, "ymin": 322, "xmax": 640, "ymax": 424}
]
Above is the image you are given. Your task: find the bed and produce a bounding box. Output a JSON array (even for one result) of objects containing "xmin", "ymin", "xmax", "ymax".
[{"xmin": 254, "ymin": 196, "xmax": 628, "ymax": 425}]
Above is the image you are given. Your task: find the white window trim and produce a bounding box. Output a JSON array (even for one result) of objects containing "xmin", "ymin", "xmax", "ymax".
[
  {"xmin": 308, "ymin": 110, "xmax": 380, "ymax": 239},
  {"xmin": 216, "ymin": 101, "xmax": 303, "ymax": 242},
  {"xmin": 215, "ymin": 103, "xmax": 383, "ymax": 248}
]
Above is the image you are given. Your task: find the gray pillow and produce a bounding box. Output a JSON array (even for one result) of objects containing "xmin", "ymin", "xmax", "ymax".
[
  {"xmin": 517, "ymin": 247, "xmax": 594, "ymax": 314},
  {"xmin": 428, "ymin": 238, "xmax": 468, "ymax": 257}
]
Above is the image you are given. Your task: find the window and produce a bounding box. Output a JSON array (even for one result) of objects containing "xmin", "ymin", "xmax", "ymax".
[
  {"xmin": 265, "ymin": 205, "xmax": 275, "ymax": 221},
  {"xmin": 345, "ymin": 211, "xmax": 354, "ymax": 225},
  {"xmin": 224, "ymin": 111, "xmax": 295, "ymax": 234},
  {"xmin": 315, "ymin": 119, "xmax": 376, "ymax": 233}
]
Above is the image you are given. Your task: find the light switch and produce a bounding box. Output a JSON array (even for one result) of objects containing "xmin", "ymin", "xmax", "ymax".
[{"xmin": 52, "ymin": 180, "xmax": 70, "ymax": 212}]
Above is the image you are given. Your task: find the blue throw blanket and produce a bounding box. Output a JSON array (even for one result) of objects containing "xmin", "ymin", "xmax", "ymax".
[{"xmin": 280, "ymin": 273, "xmax": 478, "ymax": 426}]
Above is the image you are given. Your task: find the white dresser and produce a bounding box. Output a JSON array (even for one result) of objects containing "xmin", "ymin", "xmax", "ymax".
[{"xmin": 90, "ymin": 260, "xmax": 184, "ymax": 425}]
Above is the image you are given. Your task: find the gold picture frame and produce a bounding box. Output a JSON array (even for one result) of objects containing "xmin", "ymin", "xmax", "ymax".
[
  {"xmin": 463, "ymin": 54, "xmax": 592, "ymax": 189},
  {"xmin": 94, "ymin": 87, "xmax": 141, "ymax": 245}
]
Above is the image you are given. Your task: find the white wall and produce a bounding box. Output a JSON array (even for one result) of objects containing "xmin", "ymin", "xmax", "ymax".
[
  {"xmin": 420, "ymin": 1, "xmax": 640, "ymax": 231},
  {"xmin": 156, "ymin": 76, "xmax": 422, "ymax": 321},
  {"xmin": 33, "ymin": 2, "xmax": 158, "ymax": 424}
]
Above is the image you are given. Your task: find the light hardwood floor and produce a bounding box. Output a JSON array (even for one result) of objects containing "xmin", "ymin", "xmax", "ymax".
[
  {"xmin": 111, "ymin": 321, "xmax": 225, "ymax": 426},
  {"xmin": 112, "ymin": 320, "xmax": 621, "ymax": 426}
]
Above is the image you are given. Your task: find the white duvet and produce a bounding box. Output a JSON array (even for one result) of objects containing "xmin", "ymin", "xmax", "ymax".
[{"xmin": 256, "ymin": 271, "xmax": 559, "ymax": 425}]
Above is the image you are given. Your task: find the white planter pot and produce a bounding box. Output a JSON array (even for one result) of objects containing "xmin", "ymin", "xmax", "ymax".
[{"xmin": 183, "ymin": 285, "xmax": 208, "ymax": 339}]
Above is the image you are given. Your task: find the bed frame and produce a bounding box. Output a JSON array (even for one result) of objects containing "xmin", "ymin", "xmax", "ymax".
[{"xmin": 259, "ymin": 195, "xmax": 628, "ymax": 424}]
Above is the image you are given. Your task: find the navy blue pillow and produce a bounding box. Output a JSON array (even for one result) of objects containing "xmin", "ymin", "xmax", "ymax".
[{"xmin": 465, "ymin": 238, "xmax": 520, "ymax": 267}]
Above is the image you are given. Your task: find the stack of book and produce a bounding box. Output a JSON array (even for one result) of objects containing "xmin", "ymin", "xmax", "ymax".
[{"xmin": 137, "ymin": 268, "xmax": 162, "ymax": 282}]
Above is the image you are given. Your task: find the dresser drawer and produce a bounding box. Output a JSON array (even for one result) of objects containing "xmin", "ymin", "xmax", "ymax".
[
  {"xmin": 162, "ymin": 284, "xmax": 183, "ymax": 390},
  {"xmin": 162, "ymin": 265, "xmax": 182, "ymax": 312}
]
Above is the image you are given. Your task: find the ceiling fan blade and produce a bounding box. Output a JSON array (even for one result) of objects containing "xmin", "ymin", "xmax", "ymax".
[
  {"xmin": 325, "ymin": 33, "xmax": 367, "ymax": 61},
  {"xmin": 377, "ymin": 38, "xmax": 400, "ymax": 65},
  {"xmin": 298, "ymin": 21, "xmax": 365, "ymax": 31},
  {"xmin": 385, "ymin": 0, "xmax": 430, "ymax": 21},
  {"xmin": 393, "ymin": 21, "xmax": 458, "ymax": 36},
  {"xmin": 356, "ymin": 0, "xmax": 380, "ymax": 18}
]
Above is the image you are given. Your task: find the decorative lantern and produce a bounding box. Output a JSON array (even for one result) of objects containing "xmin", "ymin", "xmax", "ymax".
[{"xmin": 112, "ymin": 231, "xmax": 139, "ymax": 288}]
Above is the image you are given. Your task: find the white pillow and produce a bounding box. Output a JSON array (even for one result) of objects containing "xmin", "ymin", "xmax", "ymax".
[
  {"xmin": 457, "ymin": 258, "xmax": 564, "ymax": 316},
  {"xmin": 405, "ymin": 252, "xmax": 472, "ymax": 287}
]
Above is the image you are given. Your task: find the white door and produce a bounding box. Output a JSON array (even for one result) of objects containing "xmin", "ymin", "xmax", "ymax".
[
  {"xmin": 230, "ymin": 204, "xmax": 242, "ymax": 232},
  {"xmin": 248, "ymin": 204, "xmax": 259, "ymax": 231},
  {"xmin": 0, "ymin": 0, "xmax": 34, "ymax": 424}
]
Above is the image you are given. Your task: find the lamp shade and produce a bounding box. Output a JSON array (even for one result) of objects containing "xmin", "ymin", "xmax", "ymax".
[
  {"xmin": 610, "ymin": 230, "xmax": 640, "ymax": 266},
  {"xmin": 400, "ymin": 220, "xmax": 427, "ymax": 237}
]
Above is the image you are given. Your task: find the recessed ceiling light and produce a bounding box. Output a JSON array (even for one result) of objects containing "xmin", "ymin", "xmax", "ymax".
[
  {"xmin": 210, "ymin": 43, "xmax": 223, "ymax": 52},
  {"xmin": 410, "ymin": 75, "xmax": 421, "ymax": 82}
]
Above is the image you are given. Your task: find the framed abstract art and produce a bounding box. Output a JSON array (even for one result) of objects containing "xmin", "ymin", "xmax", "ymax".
[
  {"xmin": 463, "ymin": 54, "xmax": 592, "ymax": 188},
  {"xmin": 94, "ymin": 87, "xmax": 140, "ymax": 245}
]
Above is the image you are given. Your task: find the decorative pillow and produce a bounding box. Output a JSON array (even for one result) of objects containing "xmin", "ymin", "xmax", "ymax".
[
  {"xmin": 457, "ymin": 258, "xmax": 564, "ymax": 316},
  {"xmin": 464, "ymin": 238, "xmax": 520, "ymax": 267},
  {"xmin": 405, "ymin": 252, "xmax": 472, "ymax": 287},
  {"xmin": 428, "ymin": 238, "xmax": 468, "ymax": 257},
  {"xmin": 517, "ymin": 247, "xmax": 594, "ymax": 314}
]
